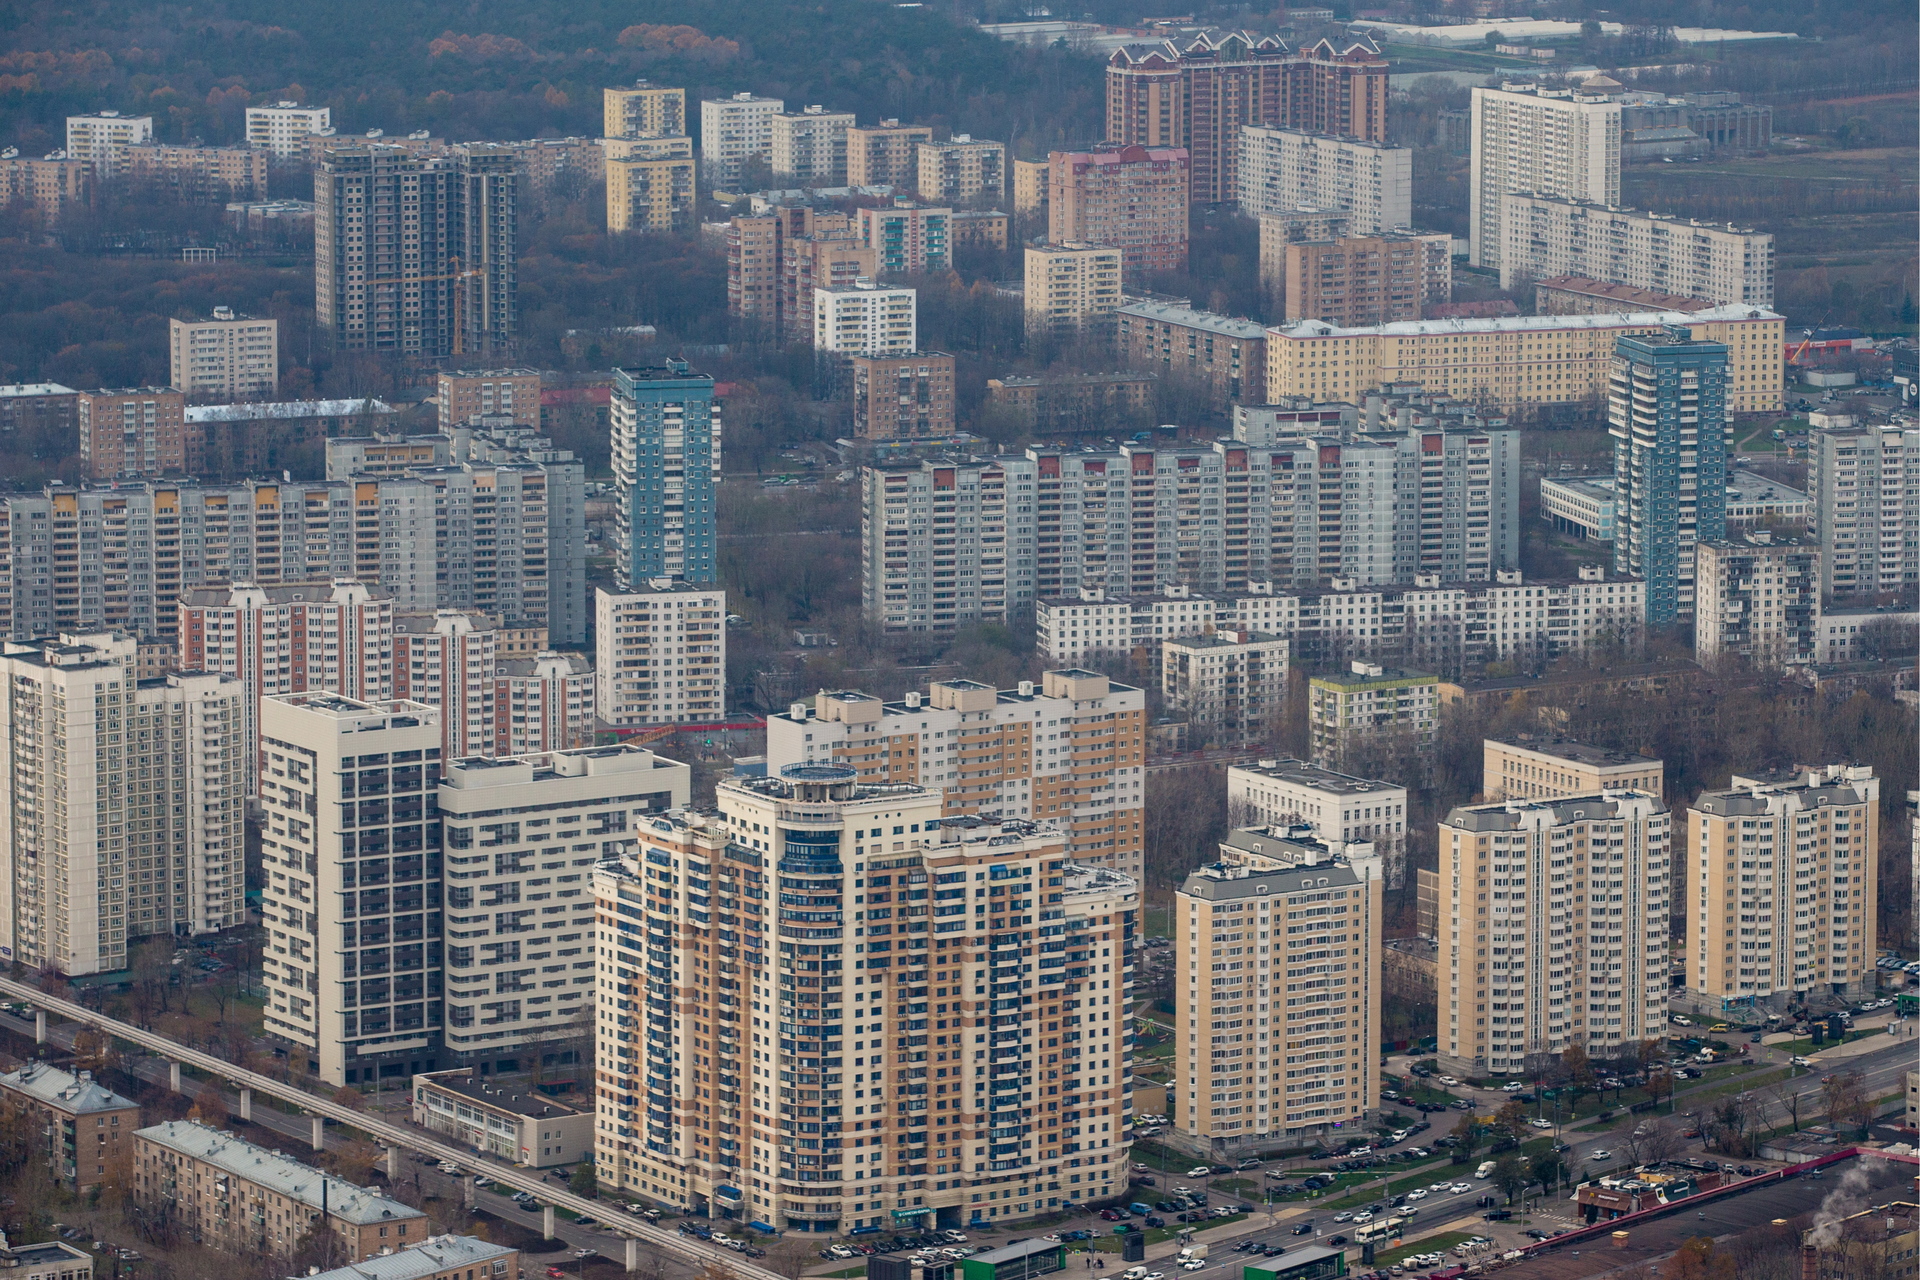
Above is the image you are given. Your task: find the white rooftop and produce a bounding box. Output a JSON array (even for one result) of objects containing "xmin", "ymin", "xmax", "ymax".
[
  {"xmin": 1269, "ymin": 303, "xmax": 1781, "ymax": 340},
  {"xmin": 0, "ymin": 384, "xmax": 78, "ymax": 397},
  {"xmin": 1119, "ymin": 300, "xmax": 1269, "ymax": 339},
  {"xmin": 138, "ymin": 1120, "xmax": 426, "ymax": 1226},
  {"xmin": 299, "ymin": 1234, "xmax": 516, "ymax": 1280},
  {"xmin": 186, "ymin": 399, "xmax": 397, "ymax": 422},
  {"xmin": 0, "ymin": 1061, "xmax": 138, "ymax": 1114}
]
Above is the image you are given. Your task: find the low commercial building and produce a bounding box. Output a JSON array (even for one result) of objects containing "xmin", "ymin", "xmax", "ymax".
[
  {"xmin": 985, "ymin": 371, "xmax": 1156, "ymax": 433},
  {"xmin": 411, "ymin": 1069, "xmax": 593, "ymax": 1168},
  {"xmin": 1117, "ymin": 301, "xmax": 1267, "ymax": 408},
  {"xmin": 1577, "ymin": 1163, "xmax": 1726, "ymax": 1221},
  {"xmin": 1307, "ymin": 660, "xmax": 1437, "ymax": 768},
  {"xmin": 0, "ymin": 1240, "xmax": 93, "ymax": 1280},
  {"xmin": 1723, "ymin": 469, "xmax": 1808, "ymax": 529},
  {"xmin": 304, "ymin": 1236, "xmax": 519, "ymax": 1280},
  {"xmin": 133, "ymin": 1120, "xmax": 427, "ymax": 1262},
  {"xmin": 1813, "ymin": 606, "xmax": 1919, "ymax": 665},
  {"xmin": 1482, "ymin": 737, "xmax": 1664, "ymax": 801},
  {"xmin": 0, "ymin": 1063, "xmax": 139, "ymax": 1191},
  {"xmin": 1540, "ymin": 475, "xmax": 1617, "ymax": 540},
  {"xmin": 1224, "ymin": 758, "xmax": 1407, "ymax": 850}
]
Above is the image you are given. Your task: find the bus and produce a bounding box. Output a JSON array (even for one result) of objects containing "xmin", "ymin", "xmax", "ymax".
[{"xmin": 1353, "ymin": 1215, "xmax": 1409, "ymax": 1245}]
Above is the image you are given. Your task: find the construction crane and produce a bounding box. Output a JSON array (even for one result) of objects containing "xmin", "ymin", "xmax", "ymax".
[
  {"xmin": 1786, "ymin": 308, "xmax": 1833, "ymax": 368},
  {"xmin": 363, "ymin": 255, "xmax": 486, "ymax": 355}
]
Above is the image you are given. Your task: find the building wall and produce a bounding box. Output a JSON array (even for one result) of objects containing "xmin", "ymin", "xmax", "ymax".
[
  {"xmin": 1482, "ymin": 738, "xmax": 1663, "ymax": 801},
  {"xmin": 65, "ymin": 113, "xmax": 153, "ymax": 176},
  {"xmin": 851, "ymin": 352, "xmax": 956, "ymax": 440},
  {"xmin": 607, "ymin": 154, "xmax": 697, "ymax": 233},
  {"xmin": 1469, "ymin": 85, "xmax": 1621, "ymax": 272},
  {"xmin": 169, "ymin": 314, "xmax": 279, "ymax": 400},
  {"xmin": 1047, "ymin": 145, "xmax": 1190, "ymax": 279},
  {"xmin": 699, "ymin": 94, "xmax": 783, "ymax": 187},
  {"xmin": 1117, "ymin": 303, "xmax": 1267, "ymax": 409},
  {"xmin": 438, "ymin": 369, "xmax": 541, "ymax": 428},
  {"xmin": 0, "ymin": 155, "xmax": 91, "ymax": 225},
  {"xmin": 814, "ymin": 284, "xmax": 918, "ymax": 356},
  {"xmin": 771, "ymin": 109, "xmax": 855, "ymax": 185},
  {"xmin": 605, "ymin": 82, "xmax": 686, "ymax": 139},
  {"xmin": 245, "ymin": 104, "xmax": 331, "ymax": 157},
  {"xmin": 1693, "ymin": 535, "xmax": 1818, "ymax": 667},
  {"xmin": 1257, "ymin": 211, "xmax": 1352, "ymax": 301},
  {"xmin": 916, "ymin": 138, "xmax": 1005, "ymax": 203},
  {"xmin": 1024, "ymin": 245, "xmax": 1123, "ymax": 336},
  {"xmin": 594, "ymin": 584, "xmax": 726, "ymax": 725},
  {"xmin": 78, "ymin": 388, "xmax": 188, "ymax": 478},
  {"xmin": 1307, "ymin": 667, "xmax": 1438, "ymax": 768},
  {"xmin": 846, "ymin": 122, "xmax": 932, "ymax": 188},
  {"xmin": 611, "ymin": 362, "xmax": 721, "ymax": 588},
  {"xmin": 856, "ymin": 205, "xmax": 950, "ymax": 276},
  {"xmin": 1499, "ymin": 195, "xmax": 1773, "ymax": 307},
  {"xmin": 1237, "ymin": 126, "xmax": 1411, "ymax": 236},
  {"xmin": 1808, "ymin": 424, "xmax": 1920, "ymax": 602},
  {"xmin": 1282, "ymin": 234, "xmax": 1451, "ymax": 327}
]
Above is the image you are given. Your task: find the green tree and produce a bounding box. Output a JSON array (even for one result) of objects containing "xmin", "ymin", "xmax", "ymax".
[
  {"xmin": 1449, "ymin": 1113, "xmax": 1483, "ymax": 1164},
  {"xmin": 570, "ymin": 1157, "xmax": 599, "ymax": 1199},
  {"xmin": 1492, "ymin": 1152, "xmax": 1529, "ymax": 1205},
  {"xmin": 1530, "ymin": 1151, "xmax": 1565, "ymax": 1197},
  {"xmin": 1491, "ymin": 1100, "xmax": 1530, "ymax": 1148}
]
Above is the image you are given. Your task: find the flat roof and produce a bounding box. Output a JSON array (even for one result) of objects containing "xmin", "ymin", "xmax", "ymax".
[
  {"xmin": 1118, "ymin": 300, "xmax": 1268, "ymax": 340},
  {"xmin": 1489, "ymin": 738, "xmax": 1659, "ymax": 768},
  {"xmin": 1229, "ymin": 758, "xmax": 1405, "ymax": 795},
  {"xmin": 969, "ymin": 1238, "xmax": 1064, "ymax": 1265},
  {"xmin": 1271, "ymin": 303, "xmax": 1780, "ymax": 340},
  {"xmin": 414, "ymin": 1070, "xmax": 585, "ymax": 1119},
  {"xmin": 303, "ymin": 1234, "xmax": 517, "ymax": 1280},
  {"xmin": 186, "ymin": 399, "xmax": 394, "ymax": 422}
]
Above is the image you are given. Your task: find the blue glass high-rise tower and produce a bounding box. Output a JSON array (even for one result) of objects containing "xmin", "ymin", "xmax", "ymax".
[
  {"xmin": 1609, "ymin": 325, "xmax": 1729, "ymax": 626},
  {"xmin": 612, "ymin": 359, "xmax": 721, "ymax": 588}
]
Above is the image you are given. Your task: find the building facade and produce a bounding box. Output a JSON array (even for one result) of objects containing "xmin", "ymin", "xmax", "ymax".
[
  {"xmin": 592, "ymin": 769, "xmax": 1137, "ymax": 1231},
  {"xmin": 1437, "ymin": 791, "xmax": 1672, "ymax": 1077},
  {"xmin": 700, "ymin": 93, "xmax": 784, "ymax": 188},
  {"xmin": 1046, "ymin": 145, "xmax": 1190, "ymax": 279},
  {"xmin": 1161, "ymin": 629, "xmax": 1289, "ymax": 745},
  {"xmin": 1117, "ymin": 302, "xmax": 1267, "ymax": 408},
  {"xmin": 0, "ymin": 384, "xmax": 79, "ymax": 441},
  {"xmin": 411, "ymin": 1069, "xmax": 592, "ymax": 1168},
  {"xmin": 593, "ymin": 582, "xmax": 727, "ymax": 726},
  {"xmin": 1469, "ymin": 82, "xmax": 1621, "ymax": 273},
  {"xmin": 766, "ymin": 669, "xmax": 1148, "ymax": 878},
  {"xmin": 168, "ymin": 308, "xmax": 278, "ymax": 401},
  {"xmin": 846, "ymin": 120, "xmax": 934, "ymax": 187},
  {"xmin": 769, "ymin": 106, "xmax": 855, "ymax": 184},
  {"xmin": 1024, "ymin": 244, "xmax": 1123, "ymax": 337},
  {"xmin": 1483, "ymin": 738, "xmax": 1663, "ymax": 802},
  {"xmin": 77, "ymin": 387, "xmax": 189, "ymax": 478},
  {"xmin": 124, "ymin": 143, "xmax": 267, "ymax": 201},
  {"xmin": 1683, "ymin": 764, "xmax": 1879, "ymax": 1016},
  {"xmin": 1609, "ymin": 326, "xmax": 1731, "ymax": 625},
  {"xmin": 245, "ymin": 103, "xmax": 331, "ymax": 157},
  {"xmin": 0, "ymin": 153, "xmax": 91, "ymax": 225},
  {"xmin": 915, "ymin": 136, "xmax": 1006, "ymax": 203},
  {"xmin": 1306, "ymin": 661, "xmax": 1438, "ymax": 768},
  {"xmin": 1225, "ymin": 758, "xmax": 1407, "ymax": 853},
  {"xmin": 1693, "ymin": 533, "xmax": 1819, "ymax": 667},
  {"xmin": 1257, "ymin": 210, "xmax": 1352, "ymax": 298},
  {"xmin": 612, "ymin": 360, "xmax": 721, "ymax": 589},
  {"xmin": 1237, "ymin": 126, "xmax": 1411, "ymax": 236},
  {"xmin": 0, "ymin": 1062, "xmax": 139, "ymax": 1190},
  {"xmin": 1807, "ymin": 423, "xmax": 1920, "ymax": 603},
  {"xmin": 857, "ymin": 204, "xmax": 951, "ymax": 277},
  {"xmin": 605, "ymin": 81, "xmax": 687, "ymax": 140},
  {"xmin": 814, "ymin": 281, "xmax": 918, "ymax": 356},
  {"xmin": 1498, "ymin": 195, "xmax": 1773, "ymax": 307},
  {"xmin": 850, "ymin": 352, "xmax": 957, "ymax": 441},
  {"xmin": 1280, "ymin": 233, "xmax": 1451, "ymax": 326},
  {"xmin": 64, "ymin": 112, "xmax": 152, "ymax": 176},
  {"xmin": 606, "ymin": 142, "xmax": 697, "ymax": 234},
  {"xmin": 438, "ymin": 368, "xmax": 541, "ymax": 428},
  {"xmin": 1535, "ymin": 277, "xmax": 1717, "ymax": 316}
]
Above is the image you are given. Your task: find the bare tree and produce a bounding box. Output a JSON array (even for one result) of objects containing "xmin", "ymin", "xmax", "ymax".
[{"xmin": 1625, "ymin": 1116, "xmax": 1682, "ymax": 1166}]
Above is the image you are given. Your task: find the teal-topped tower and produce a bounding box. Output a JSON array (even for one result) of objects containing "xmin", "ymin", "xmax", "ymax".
[{"xmin": 611, "ymin": 359, "xmax": 721, "ymax": 588}]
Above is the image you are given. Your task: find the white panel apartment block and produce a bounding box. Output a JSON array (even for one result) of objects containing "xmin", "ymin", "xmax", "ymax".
[
  {"xmin": 1469, "ymin": 83, "xmax": 1620, "ymax": 272},
  {"xmin": 1499, "ymin": 194, "xmax": 1773, "ymax": 305},
  {"xmin": 1237, "ymin": 126, "xmax": 1412, "ymax": 236}
]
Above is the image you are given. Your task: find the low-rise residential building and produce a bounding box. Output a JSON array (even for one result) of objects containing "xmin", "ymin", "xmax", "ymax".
[
  {"xmin": 951, "ymin": 209, "xmax": 1009, "ymax": 249},
  {"xmin": 0, "ymin": 383, "xmax": 79, "ymax": 439},
  {"xmin": 593, "ymin": 582, "xmax": 727, "ymax": 726},
  {"xmin": 169, "ymin": 307, "xmax": 278, "ymax": 400},
  {"xmin": 77, "ymin": 386, "xmax": 188, "ymax": 478},
  {"xmin": 1161, "ymin": 628, "xmax": 1288, "ymax": 745},
  {"xmin": 134, "ymin": 1121, "xmax": 426, "ymax": 1260},
  {"xmin": 1307, "ymin": 660, "xmax": 1437, "ymax": 768},
  {"xmin": 1117, "ymin": 301, "xmax": 1267, "ymax": 408},
  {"xmin": 1024, "ymin": 243, "xmax": 1123, "ymax": 336},
  {"xmin": 303, "ymin": 1236, "xmax": 519, "ymax": 1280},
  {"xmin": 411, "ymin": 1069, "xmax": 593, "ymax": 1168},
  {"xmin": 1800, "ymin": 1202, "xmax": 1918, "ymax": 1280},
  {"xmin": 0, "ymin": 152, "xmax": 91, "ymax": 225},
  {"xmin": 124, "ymin": 142, "xmax": 267, "ymax": 201},
  {"xmin": 1694, "ymin": 532, "xmax": 1819, "ymax": 668},
  {"xmin": 985, "ymin": 371, "xmax": 1156, "ymax": 433},
  {"xmin": 849, "ymin": 351, "xmax": 956, "ymax": 440},
  {"xmin": 915, "ymin": 134, "xmax": 1005, "ymax": 203},
  {"xmin": 1482, "ymin": 737, "xmax": 1664, "ymax": 802},
  {"xmin": 0, "ymin": 1063, "xmax": 139, "ymax": 1191}
]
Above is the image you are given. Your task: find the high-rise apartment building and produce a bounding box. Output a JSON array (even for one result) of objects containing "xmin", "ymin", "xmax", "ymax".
[
  {"xmin": 169, "ymin": 308, "xmax": 279, "ymax": 400},
  {"xmin": 861, "ymin": 459, "xmax": 1030, "ymax": 631},
  {"xmin": 592, "ymin": 769, "xmax": 1138, "ymax": 1230},
  {"xmin": 1161, "ymin": 628, "xmax": 1288, "ymax": 745},
  {"xmin": 1469, "ymin": 82, "xmax": 1622, "ymax": 273},
  {"xmin": 244, "ymin": 102, "xmax": 330, "ymax": 157},
  {"xmin": 784, "ymin": 234, "xmax": 878, "ymax": 345},
  {"xmin": 1808, "ymin": 423, "xmax": 1920, "ymax": 602},
  {"xmin": 1683, "ymin": 764, "xmax": 1878, "ymax": 1018},
  {"xmin": 1498, "ymin": 195, "xmax": 1773, "ymax": 307},
  {"xmin": 725, "ymin": 206, "xmax": 862, "ymax": 329},
  {"xmin": 850, "ymin": 353, "xmax": 957, "ymax": 441},
  {"xmin": 1174, "ymin": 831, "xmax": 1380, "ymax": 1147},
  {"xmin": 314, "ymin": 144, "xmax": 518, "ymax": 359},
  {"xmin": 771, "ymin": 106, "xmax": 855, "ymax": 185},
  {"xmin": 1693, "ymin": 532, "xmax": 1819, "ymax": 667},
  {"xmin": 393, "ymin": 611, "xmax": 593, "ymax": 761},
  {"xmin": 1013, "ymin": 158, "xmax": 1048, "ymax": 217},
  {"xmin": 1436, "ymin": 790, "xmax": 1673, "ymax": 1077},
  {"xmin": 1482, "ymin": 738, "xmax": 1663, "ymax": 803},
  {"xmin": 1046, "ymin": 145, "xmax": 1190, "ymax": 279},
  {"xmin": 606, "ymin": 143, "xmax": 698, "ymax": 234},
  {"xmin": 1236, "ymin": 127, "xmax": 1412, "ymax": 236},
  {"xmin": 1609, "ymin": 326, "xmax": 1730, "ymax": 625},
  {"xmin": 766, "ymin": 669, "xmax": 1148, "ymax": 878},
  {"xmin": 439, "ymin": 744, "xmax": 688, "ymax": 1073},
  {"xmin": 1307, "ymin": 661, "xmax": 1437, "ymax": 768},
  {"xmin": 814, "ymin": 281, "xmax": 918, "ymax": 356},
  {"xmin": 1105, "ymin": 33, "xmax": 1389, "ymax": 202},
  {"xmin": 1256, "ymin": 209, "xmax": 1351, "ymax": 299},
  {"xmin": 77, "ymin": 387, "xmax": 189, "ymax": 478},
  {"xmin": 594, "ymin": 582, "xmax": 726, "ymax": 726},
  {"xmin": 64, "ymin": 111, "xmax": 153, "ymax": 176},
  {"xmin": 846, "ymin": 120, "xmax": 933, "ymax": 187},
  {"xmin": 437, "ymin": 368, "xmax": 540, "ymax": 428},
  {"xmin": 1279, "ymin": 233, "xmax": 1452, "ymax": 326},
  {"xmin": 700, "ymin": 92, "xmax": 784, "ymax": 188},
  {"xmin": 0, "ymin": 631, "xmax": 243, "ymax": 976},
  {"xmin": 857, "ymin": 204, "xmax": 951, "ymax": 276},
  {"xmin": 611, "ymin": 360, "xmax": 721, "ymax": 589},
  {"xmin": 915, "ymin": 135, "xmax": 1006, "ymax": 203},
  {"xmin": 604, "ymin": 81, "xmax": 687, "ymax": 140},
  {"xmin": 1116, "ymin": 302, "xmax": 1267, "ymax": 408},
  {"xmin": 1264, "ymin": 306, "xmax": 1781, "ymax": 414},
  {"xmin": 1023, "ymin": 244, "xmax": 1123, "ymax": 337}
]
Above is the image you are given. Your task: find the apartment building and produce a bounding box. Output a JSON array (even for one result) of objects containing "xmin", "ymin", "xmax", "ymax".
[
  {"xmin": 1499, "ymin": 195, "xmax": 1773, "ymax": 307},
  {"xmin": 611, "ymin": 360, "xmax": 721, "ymax": 589},
  {"xmin": 1307, "ymin": 660, "xmax": 1438, "ymax": 769},
  {"xmin": 861, "ymin": 459, "xmax": 1031, "ymax": 631},
  {"xmin": 594, "ymin": 582, "xmax": 726, "ymax": 726},
  {"xmin": 850, "ymin": 352, "xmax": 957, "ymax": 441},
  {"xmin": 168, "ymin": 308, "xmax": 278, "ymax": 400},
  {"xmin": 1236, "ymin": 127, "xmax": 1412, "ymax": 236},
  {"xmin": 393, "ymin": 610, "xmax": 593, "ymax": 760},
  {"xmin": 1609, "ymin": 326, "xmax": 1731, "ymax": 625},
  {"xmin": 494, "ymin": 136, "xmax": 605, "ymax": 205},
  {"xmin": 245, "ymin": 103, "xmax": 331, "ymax": 157},
  {"xmin": 305, "ymin": 1237, "xmax": 521, "ymax": 1280},
  {"xmin": 1536, "ymin": 277, "xmax": 1716, "ymax": 316},
  {"xmin": 1024, "ymin": 244, "xmax": 1123, "ymax": 337},
  {"xmin": 0, "ymin": 152, "xmax": 91, "ymax": 225},
  {"xmin": 1037, "ymin": 566, "xmax": 1643, "ymax": 674},
  {"xmin": 815, "ymin": 280, "xmax": 917, "ymax": 356},
  {"xmin": 592, "ymin": 770, "xmax": 1138, "ymax": 1230},
  {"xmin": 439, "ymin": 745, "xmax": 688, "ymax": 1070},
  {"xmin": 857, "ymin": 203, "xmax": 951, "ymax": 276},
  {"xmin": 700, "ymin": 92, "xmax": 784, "ymax": 188},
  {"xmin": 0, "ymin": 1062, "xmax": 139, "ymax": 1190},
  {"xmin": 1013, "ymin": 158, "xmax": 1048, "ymax": 216},
  {"xmin": 1469, "ymin": 82, "xmax": 1622, "ymax": 273},
  {"xmin": 0, "ymin": 632, "xmax": 243, "ymax": 975},
  {"xmin": 1047, "ymin": 145, "xmax": 1190, "ymax": 279},
  {"xmin": 786, "ymin": 234, "xmax": 879, "ymax": 344},
  {"xmin": 1808, "ymin": 423, "xmax": 1920, "ymax": 602},
  {"xmin": 0, "ymin": 383, "xmax": 78, "ymax": 440},
  {"xmin": 1226, "ymin": 758, "xmax": 1407, "ymax": 854},
  {"xmin": 1105, "ymin": 32, "xmax": 1389, "ymax": 202},
  {"xmin": 413, "ymin": 1069, "xmax": 591, "ymax": 1168},
  {"xmin": 1116, "ymin": 302, "xmax": 1267, "ymax": 408},
  {"xmin": 1174, "ymin": 837, "xmax": 1381, "ymax": 1148},
  {"xmin": 1483, "ymin": 738, "xmax": 1663, "ymax": 803},
  {"xmin": 1813, "ymin": 605, "xmax": 1919, "ymax": 664},
  {"xmin": 724, "ymin": 206, "xmax": 860, "ymax": 329},
  {"xmin": 1693, "ymin": 532, "xmax": 1819, "ymax": 668},
  {"xmin": 124, "ymin": 142, "xmax": 267, "ymax": 201},
  {"xmin": 846, "ymin": 120, "xmax": 933, "ymax": 187},
  {"xmin": 985, "ymin": 372, "xmax": 1158, "ymax": 434},
  {"xmin": 1264, "ymin": 305, "xmax": 1782, "ymax": 414},
  {"xmin": 766, "ymin": 668, "xmax": 1148, "ymax": 878},
  {"xmin": 436, "ymin": 369, "xmax": 540, "ymax": 429},
  {"xmin": 606, "ymin": 143, "xmax": 697, "ymax": 234},
  {"xmin": 77, "ymin": 387, "xmax": 189, "ymax": 478},
  {"xmin": 605, "ymin": 81, "xmax": 687, "ymax": 139},
  {"xmin": 1161, "ymin": 629, "xmax": 1288, "ymax": 745},
  {"xmin": 64, "ymin": 111, "xmax": 152, "ymax": 177},
  {"xmin": 1256, "ymin": 210, "xmax": 1352, "ymax": 299},
  {"xmin": 769, "ymin": 106, "xmax": 855, "ymax": 185},
  {"xmin": 1279, "ymin": 233, "xmax": 1452, "ymax": 326},
  {"xmin": 916, "ymin": 135, "xmax": 1006, "ymax": 203},
  {"xmin": 1682, "ymin": 764, "xmax": 1879, "ymax": 1016},
  {"xmin": 133, "ymin": 1120, "xmax": 427, "ymax": 1260},
  {"xmin": 1436, "ymin": 790, "xmax": 1673, "ymax": 1077}
]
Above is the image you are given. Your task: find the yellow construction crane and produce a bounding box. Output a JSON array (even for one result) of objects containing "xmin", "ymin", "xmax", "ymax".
[{"xmin": 364, "ymin": 255, "xmax": 486, "ymax": 355}]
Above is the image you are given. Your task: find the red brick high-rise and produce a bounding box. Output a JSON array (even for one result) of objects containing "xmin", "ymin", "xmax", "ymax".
[
  {"xmin": 1105, "ymin": 32, "xmax": 1389, "ymax": 204},
  {"xmin": 1048, "ymin": 144, "xmax": 1191, "ymax": 280}
]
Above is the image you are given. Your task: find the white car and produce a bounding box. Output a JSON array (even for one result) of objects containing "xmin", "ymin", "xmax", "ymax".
[
  {"xmin": 1405, "ymin": 1189, "xmax": 1429, "ymax": 1201},
  {"xmin": 1502, "ymin": 1082, "xmax": 1525, "ymax": 1093},
  {"xmin": 436, "ymin": 1162, "xmax": 461, "ymax": 1174},
  {"xmin": 1334, "ymin": 1211, "xmax": 1354, "ymax": 1223},
  {"xmin": 1528, "ymin": 1118, "xmax": 1555, "ymax": 1130},
  {"xmin": 1438, "ymin": 1075, "xmax": 1461, "ymax": 1086},
  {"xmin": 1390, "ymin": 1130, "xmax": 1411, "ymax": 1142},
  {"xmin": 1589, "ymin": 1149, "xmax": 1613, "ymax": 1161},
  {"xmin": 1186, "ymin": 1167, "xmax": 1212, "ymax": 1178},
  {"xmin": 1353, "ymin": 1213, "xmax": 1374, "ymax": 1224},
  {"xmin": 1181, "ymin": 1262, "xmax": 1207, "ymax": 1271}
]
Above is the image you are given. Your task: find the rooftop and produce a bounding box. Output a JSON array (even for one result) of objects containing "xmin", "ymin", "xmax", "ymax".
[
  {"xmin": 1537, "ymin": 276, "xmax": 1716, "ymax": 312},
  {"xmin": 300, "ymin": 1234, "xmax": 517, "ymax": 1280},
  {"xmin": 1270, "ymin": 302, "xmax": 1781, "ymax": 340},
  {"xmin": 136, "ymin": 1121, "xmax": 425, "ymax": 1226},
  {"xmin": 0, "ymin": 1062, "xmax": 139, "ymax": 1115},
  {"xmin": 185, "ymin": 399, "xmax": 396, "ymax": 422},
  {"xmin": 0, "ymin": 383, "xmax": 78, "ymax": 397},
  {"xmin": 1489, "ymin": 737, "xmax": 1660, "ymax": 768},
  {"xmin": 412, "ymin": 1069, "xmax": 586, "ymax": 1119},
  {"xmin": 1228, "ymin": 757, "xmax": 1405, "ymax": 796},
  {"xmin": 1118, "ymin": 300, "xmax": 1269, "ymax": 340},
  {"xmin": 1309, "ymin": 662, "xmax": 1436, "ymax": 688},
  {"xmin": 1182, "ymin": 856, "xmax": 1363, "ymax": 900},
  {"xmin": 1443, "ymin": 792, "xmax": 1669, "ymax": 831}
]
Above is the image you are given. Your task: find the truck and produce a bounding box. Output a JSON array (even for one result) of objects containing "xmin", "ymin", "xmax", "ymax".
[
  {"xmin": 1475, "ymin": 1161, "xmax": 1497, "ymax": 1179},
  {"xmin": 1177, "ymin": 1246, "xmax": 1208, "ymax": 1262}
]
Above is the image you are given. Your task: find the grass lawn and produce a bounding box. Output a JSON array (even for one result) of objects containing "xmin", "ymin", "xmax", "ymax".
[
  {"xmin": 1090, "ymin": 1214, "xmax": 1247, "ymax": 1250},
  {"xmin": 1372, "ymin": 1231, "xmax": 1476, "ymax": 1268},
  {"xmin": 1776, "ymin": 1028, "xmax": 1885, "ymax": 1056},
  {"xmin": 819, "ymin": 1268, "xmax": 864, "ymax": 1278},
  {"xmin": 1143, "ymin": 904, "xmax": 1173, "ymax": 940}
]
